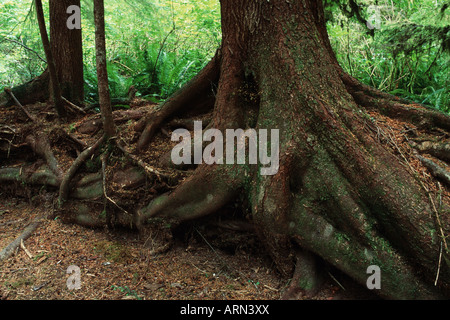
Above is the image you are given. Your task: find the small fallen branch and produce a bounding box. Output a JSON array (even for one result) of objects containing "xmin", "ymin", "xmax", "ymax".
[
  {"xmin": 0, "ymin": 216, "xmax": 42, "ymax": 263},
  {"xmin": 62, "ymin": 96, "xmax": 86, "ymax": 115},
  {"xmin": 116, "ymin": 139, "xmax": 169, "ymax": 182},
  {"xmin": 435, "ymin": 241, "xmax": 443, "ymax": 286},
  {"xmin": 0, "ymin": 219, "xmax": 23, "ymax": 228},
  {"xmin": 32, "ymin": 281, "xmax": 49, "ymax": 292},
  {"xmin": 20, "ymin": 239, "xmax": 34, "ymax": 260},
  {"xmin": 4, "ymin": 88, "xmax": 36, "ymax": 122},
  {"xmin": 67, "ymin": 133, "xmax": 88, "ymax": 150}
]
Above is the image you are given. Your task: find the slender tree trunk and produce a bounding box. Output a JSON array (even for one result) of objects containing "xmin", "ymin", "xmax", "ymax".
[
  {"xmin": 35, "ymin": 0, "xmax": 66, "ymax": 119},
  {"xmin": 94, "ymin": 0, "xmax": 116, "ymax": 138},
  {"xmin": 49, "ymin": 0, "xmax": 84, "ymax": 106}
]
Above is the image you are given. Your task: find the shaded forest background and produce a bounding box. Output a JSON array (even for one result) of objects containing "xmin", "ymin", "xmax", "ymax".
[{"xmin": 1, "ymin": 0, "xmax": 448, "ymax": 113}]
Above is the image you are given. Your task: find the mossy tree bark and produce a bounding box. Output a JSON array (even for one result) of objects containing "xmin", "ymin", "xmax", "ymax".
[
  {"xmin": 0, "ymin": 70, "xmax": 49, "ymax": 108},
  {"xmin": 50, "ymin": 0, "xmax": 84, "ymax": 106},
  {"xmin": 136, "ymin": 0, "xmax": 450, "ymax": 299}
]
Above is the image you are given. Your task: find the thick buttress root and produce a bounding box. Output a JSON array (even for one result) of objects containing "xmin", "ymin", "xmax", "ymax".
[
  {"xmin": 136, "ymin": 164, "xmax": 243, "ymax": 225},
  {"xmin": 136, "ymin": 51, "xmax": 221, "ymax": 152},
  {"xmin": 282, "ymin": 249, "xmax": 325, "ymax": 299}
]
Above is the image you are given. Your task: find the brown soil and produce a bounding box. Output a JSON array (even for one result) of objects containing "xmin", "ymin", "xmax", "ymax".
[{"xmin": 0, "ymin": 196, "xmax": 354, "ymax": 300}]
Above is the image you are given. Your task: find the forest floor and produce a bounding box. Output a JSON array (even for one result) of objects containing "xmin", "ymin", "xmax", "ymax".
[
  {"xmin": 1, "ymin": 196, "xmax": 378, "ymax": 301},
  {"xmin": 1, "ymin": 98, "xmax": 446, "ymax": 301},
  {"xmin": 0, "ymin": 197, "xmax": 284, "ymax": 300},
  {"xmin": 4, "ymin": 201, "xmax": 267, "ymax": 299}
]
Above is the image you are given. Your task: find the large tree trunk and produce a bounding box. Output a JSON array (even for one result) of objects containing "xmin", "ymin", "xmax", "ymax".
[
  {"xmin": 136, "ymin": 0, "xmax": 450, "ymax": 299},
  {"xmin": 50, "ymin": 0, "xmax": 84, "ymax": 106}
]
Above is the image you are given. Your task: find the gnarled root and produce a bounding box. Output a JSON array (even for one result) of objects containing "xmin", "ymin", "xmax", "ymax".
[
  {"xmin": 136, "ymin": 51, "xmax": 221, "ymax": 152},
  {"xmin": 136, "ymin": 164, "xmax": 243, "ymax": 225},
  {"xmin": 0, "ymin": 165, "xmax": 59, "ymax": 188},
  {"xmin": 58, "ymin": 135, "xmax": 106, "ymax": 206},
  {"xmin": 342, "ymin": 73, "xmax": 450, "ymax": 130},
  {"xmin": 26, "ymin": 133, "xmax": 63, "ymax": 181},
  {"xmin": 282, "ymin": 249, "xmax": 325, "ymax": 300},
  {"xmin": 410, "ymin": 140, "xmax": 450, "ymax": 163},
  {"xmin": 416, "ymin": 155, "xmax": 450, "ymax": 187}
]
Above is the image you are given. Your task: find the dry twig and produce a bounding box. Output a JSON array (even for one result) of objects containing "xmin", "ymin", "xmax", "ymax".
[
  {"xmin": 4, "ymin": 88, "xmax": 36, "ymax": 122},
  {"xmin": 20, "ymin": 239, "xmax": 34, "ymax": 260},
  {"xmin": 0, "ymin": 216, "xmax": 42, "ymax": 263}
]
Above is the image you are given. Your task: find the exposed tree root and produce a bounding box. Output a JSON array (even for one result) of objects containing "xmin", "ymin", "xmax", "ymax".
[
  {"xmin": 26, "ymin": 133, "xmax": 62, "ymax": 181},
  {"xmin": 342, "ymin": 73, "xmax": 450, "ymax": 130},
  {"xmin": 136, "ymin": 164, "xmax": 243, "ymax": 224},
  {"xmin": 58, "ymin": 135, "xmax": 106, "ymax": 206},
  {"xmin": 0, "ymin": 165, "xmax": 59, "ymax": 188},
  {"xmin": 416, "ymin": 155, "xmax": 450, "ymax": 187},
  {"xmin": 136, "ymin": 51, "xmax": 221, "ymax": 152},
  {"xmin": 410, "ymin": 140, "xmax": 450, "ymax": 163},
  {"xmin": 281, "ymin": 249, "xmax": 325, "ymax": 299}
]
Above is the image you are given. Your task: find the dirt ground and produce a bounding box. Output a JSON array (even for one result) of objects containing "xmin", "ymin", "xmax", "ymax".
[{"xmin": 0, "ymin": 195, "xmax": 358, "ymax": 301}]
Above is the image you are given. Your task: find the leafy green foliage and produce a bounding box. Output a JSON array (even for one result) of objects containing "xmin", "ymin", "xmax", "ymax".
[
  {"xmin": 327, "ymin": 0, "xmax": 449, "ymax": 112},
  {"xmin": 0, "ymin": 0, "xmax": 220, "ymax": 104},
  {"xmin": 0, "ymin": 0, "xmax": 447, "ymax": 113},
  {"xmin": 80, "ymin": 0, "xmax": 220, "ymax": 103},
  {"xmin": 0, "ymin": 1, "xmax": 46, "ymax": 87}
]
